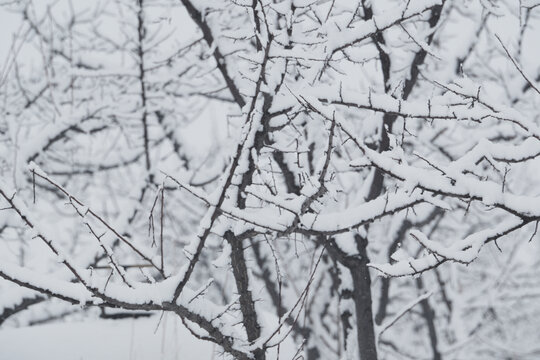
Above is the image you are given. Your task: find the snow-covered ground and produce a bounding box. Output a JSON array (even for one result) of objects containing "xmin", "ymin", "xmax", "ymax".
[
  {"xmin": 0, "ymin": 313, "xmax": 298, "ymax": 360},
  {"xmin": 0, "ymin": 316, "xmax": 216, "ymax": 360}
]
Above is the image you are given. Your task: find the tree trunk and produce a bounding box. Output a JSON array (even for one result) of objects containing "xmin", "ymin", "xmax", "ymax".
[
  {"xmin": 351, "ymin": 235, "xmax": 378, "ymax": 360},
  {"xmin": 330, "ymin": 235, "xmax": 378, "ymax": 360}
]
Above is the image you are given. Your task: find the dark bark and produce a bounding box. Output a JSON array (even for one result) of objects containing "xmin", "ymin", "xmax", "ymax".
[
  {"xmin": 375, "ymin": 209, "xmax": 444, "ymax": 325},
  {"xmin": 0, "ymin": 295, "xmax": 46, "ymax": 326},
  {"xmin": 99, "ymin": 308, "xmax": 153, "ymax": 320},
  {"xmin": 272, "ymin": 151, "xmax": 301, "ymax": 195},
  {"xmin": 365, "ymin": 1, "xmax": 445, "ymax": 202},
  {"xmin": 327, "ymin": 236, "xmax": 377, "ymax": 360},
  {"xmin": 360, "ymin": 3, "xmax": 446, "ymax": 356},
  {"xmin": 225, "ymin": 231, "xmax": 264, "ymax": 360},
  {"xmin": 137, "ymin": 0, "xmax": 151, "ymax": 173},
  {"xmin": 416, "ymin": 277, "xmax": 441, "ymax": 360},
  {"xmin": 180, "ymin": 0, "xmax": 246, "ymax": 108},
  {"xmin": 250, "ymin": 238, "xmax": 320, "ymax": 359},
  {"xmin": 350, "ymin": 236, "xmax": 378, "ymax": 360}
]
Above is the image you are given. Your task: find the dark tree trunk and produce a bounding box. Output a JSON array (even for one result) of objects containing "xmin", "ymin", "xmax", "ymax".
[
  {"xmin": 351, "ymin": 236, "xmax": 378, "ymax": 360},
  {"xmin": 328, "ymin": 235, "xmax": 378, "ymax": 360},
  {"xmin": 417, "ymin": 277, "xmax": 441, "ymax": 360},
  {"xmin": 225, "ymin": 231, "xmax": 265, "ymax": 360}
]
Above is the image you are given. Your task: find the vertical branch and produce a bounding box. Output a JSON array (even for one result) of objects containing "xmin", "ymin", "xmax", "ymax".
[
  {"xmin": 375, "ymin": 209, "xmax": 443, "ymax": 325},
  {"xmin": 416, "ymin": 276, "xmax": 441, "ymax": 360},
  {"xmin": 137, "ymin": 0, "xmax": 151, "ymax": 174},
  {"xmin": 160, "ymin": 186, "xmax": 165, "ymax": 272},
  {"xmin": 350, "ymin": 235, "xmax": 378, "ymax": 360},
  {"xmin": 326, "ymin": 235, "xmax": 378, "ymax": 360},
  {"xmin": 225, "ymin": 231, "xmax": 264, "ymax": 360}
]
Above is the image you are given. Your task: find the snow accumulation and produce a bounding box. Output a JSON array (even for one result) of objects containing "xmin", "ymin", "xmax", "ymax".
[
  {"xmin": 0, "ymin": 316, "xmax": 215, "ymax": 360},
  {"xmin": 0, "ymin": 313, "xmax": 297, "ymax": 360}
]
